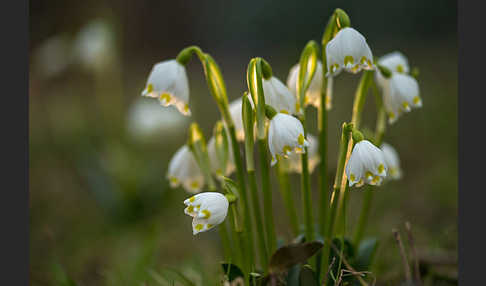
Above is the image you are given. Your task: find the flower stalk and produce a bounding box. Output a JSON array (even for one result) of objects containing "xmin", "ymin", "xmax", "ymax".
[{"xmin": 242, "ymin": 93, "xmax": 269, "ymax": 269}]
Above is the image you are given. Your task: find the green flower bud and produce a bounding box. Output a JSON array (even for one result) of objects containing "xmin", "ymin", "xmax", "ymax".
[
  {"xmin": 334, "ymin": 8, "xmax": 351, "ymax": 29},
  {"xmin": 377, "ymin": 64, "xmax": 392, "ymax": 79}
]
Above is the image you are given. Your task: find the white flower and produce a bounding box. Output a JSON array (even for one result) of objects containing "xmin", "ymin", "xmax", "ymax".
[
  {"xmin": 287, "ymin": 134, "xmax": 319, "ymax": 173},
  {"xmin": 127, "ymin": 98, "xmax": 189, "ymax": 139},
  {"xmin": 286, "ymin": 61, "xmax": 323, "ymax": 109},
  {"xmin": 380, "ymin": 143, "xmax": 402, "ymax": 180},
  {"xmin": 250, "ymin": 77, "xmax": 297, "ymax": 115},
  {"xmin": 345, "ymin": 140, "xmax": 388, "ymax": 187},
  {"xmin": 325, "ymin": 27, "xmax": 374, "ymax": 77},
  {"xmin": 141, "ymin": 59, "xmax": 191, "ymax": 116},
  {"xmin": 207, "ymin": 136, "xmax": 235, "ymax": 179},
  {"xmin": 375, "ymin": 52, "xmax": 422, "ymax": 124},
  {"xmin": 378, "ymin": 51, "xmax": 409, "ymax": 74},
  {"xmin": 381, "ymin": 73, "xmax": 422, "ymax": 124},
  {"xmin": 184, "ymin": 192, "xmax": 229, "ymax": 235},
  {"xmin": 167, "ymin": 145, "xmax": 205, "ymax": 193},
  {"xmin": 268, "ymin": 113, "xmax": 309, "ymax": 166}
]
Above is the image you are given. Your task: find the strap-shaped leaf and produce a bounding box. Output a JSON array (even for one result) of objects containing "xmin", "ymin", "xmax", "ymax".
[{"xmin": 268, "ymin": 241, "xmax": 323, "ymax": 274}]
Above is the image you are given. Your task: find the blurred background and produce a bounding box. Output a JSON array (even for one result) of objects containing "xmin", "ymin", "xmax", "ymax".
[{"xmin": 29, "ymin": 0, "xmax": 457, "ymax": 285}]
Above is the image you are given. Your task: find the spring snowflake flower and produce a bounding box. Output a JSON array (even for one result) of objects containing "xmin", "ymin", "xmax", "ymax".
[
  {"xmin": 380, "ymin": 143, "xmax": 402, "ymax": 180},
  {"xmin": 184, "ymin": 192, "xmax": 229, "ymax": 235},
  {"xmin": 345, "ymin": 140, "xmax": 388, "ymax": 187},
  {"xmin": 325, "ymin": 27, "xmax": 374, "ymax": 77},
  {"xmin": 268, "ymin": 113, "xmax": 309, "ymax": 166},
  {"xmin": 286, "ymin": 61, "xmax": 323, "ymax": 109},
  {"xmin": 167, "ymin": 145, "xmax": 205, "ymax": 193},
  {"xmin": 287, "ymin": 134, "xmax": 319, "ymax": 173},
  {"xmin": 375, "ymin": 52, "xmax": 422, "ymax": 124},
  {"xmin": 141, "ymin": 59, "xmax": 191, "ymax": 116},
  {"xmin": 207, "ymin": 136, "xmax": 235, "ymax": 179},
  {"xmin": 250, "ymin": 77, "xmax": 297, "ymax": 115}
]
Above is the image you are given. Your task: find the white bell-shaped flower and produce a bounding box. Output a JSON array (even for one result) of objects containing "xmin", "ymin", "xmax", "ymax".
[
  {"xmin": 381, "ymin": 73, "xmax": 422, "ymax": 124},
  {"xmin": 207, "ymin": 136, "xmax": 235, "ymax": 179},
  {"xmin": 375, "ymin": 52, "xmax": 422, "ymax": 124},
  {"xmin": 184, "ymin": 192, "xmax": 229, "ymax": 235},
  {"xmin": 268, "ymin": 113, "xmax": 309, "ymax": 166},
  {"xmin": 286, "ymin": 61, "xmax": 323, "ymax": 109},
  {"xmin": 380, "ymin": 143, "xmax": 402, "ymax": 180},
  {"xmin": 167, "ymin": 145, "xmax": 205, "ymax": 193},
  {"xmin": 287, "ymin": 134, "xmax": 319, "ymax": 173},
  {"xmin": 325, "ymin": 27, "xmax": 374, "ymax": 77},
  {"xmin": 345, "ymin": 140, "xmax": 388, "ymax": 187},
  {"xmin": 250, "ymin": 77, "xmax": 297, "ymax": 115},
  {"xmin": 141, "ymin": 59, "xmax": 191, "ymax": 116}
]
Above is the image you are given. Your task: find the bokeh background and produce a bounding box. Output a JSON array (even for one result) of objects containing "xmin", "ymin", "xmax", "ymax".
[{"xmin": 29, "ymin": 0, "xmax": 457, "ymax": 285}]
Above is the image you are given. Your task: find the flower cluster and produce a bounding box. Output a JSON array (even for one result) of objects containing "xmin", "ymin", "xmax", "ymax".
[{"xmin": 136, "ymin": 10, "xmax": 422, "ymax": 283}]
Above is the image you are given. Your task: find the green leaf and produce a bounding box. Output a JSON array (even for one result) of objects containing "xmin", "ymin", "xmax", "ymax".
[
  {"xmin": 299, "ymin": 264, "xmax": 318, "ymax": 286},
  {"xmin": 222, "ymin": 263, "xmax": 244, "ymax": 282},
  {"xmin": 269, "ymin": 241, "xmax": 323, "ymax": 274},
  {"xmin": 355, "ymin": 238, "xmax": 379, "ymax": 271}
]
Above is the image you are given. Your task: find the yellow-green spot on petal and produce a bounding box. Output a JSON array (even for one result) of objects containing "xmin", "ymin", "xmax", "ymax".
[
  {"xmin": 160, "ymin": 93, "xmax": 172, "ymax": 104},
  {"xmin": 344, "ymin": 55, "xmax": 354, "ymax": 66},
  {"xmin": 349, "ymin": 174, "xmax": 356, "ymax": 182},
  {"xmin": 295, "ymin": 147, "xmax": 303, "ymax": 154},
  {"xmin": 298, "ymin": 134, "xmax": 305, "ymax": 145},
  {"xmin": 396, "ymin": 65, "xmax": 404, "ymax": 73},
  {"xmin": 190, "ymin": 181, "xmax": 200, "ymax": 190},
  {"xmin": 195, "ymin": 224, "xmax": 203, "ymax": 231},
  {"xmin": 388, "ymin": 112, "xmax": 396, "ymax": 119},
  {"xmin": 201, "ymin": 209, "xmax": 211, "ymax": 219},
  {"xmin": 280, "ymin": 110, "xmax": 289, "ymax": 114},
  {"xmin": 402, "ymin": 101, "xmax": 410, "ymax": 110},
  {"xmin": 365, "ymin": 171, "xmax": 373, "ymax": 179},
  {"xmin": 282, "ymin": 145, "xmax": 292, "ymax": 155},
  {"xmin": 187, "ymin": 205, "xmax": 194, "ymax": 213},
  {"xmin": 189, "ymin": 196, "xmax": 196, "ymax": 203},
  {"xmin": 184, "ymin": 104, "xmax": 190, "ymax": 113},
  {"xmin": 207, "ymin": 224, "xmax": 213, "ymax": 228},
  {"xmin": 378, "ymin": 164, "xmax": 385, "ymax": 174},
  {"xmin": 147, "ymin": 83, "xmax": 153, "ymax": 93},
  {"xmin": 413, "ymin": 96, "xmax": 421, "ymax": 105},
  {"xmin": 371, "ymin": 176, "xmax": 380, "ymax": 184},
  {"xmin": 169, "ymin": 177, "xmax": 179, "ymax": 185}
]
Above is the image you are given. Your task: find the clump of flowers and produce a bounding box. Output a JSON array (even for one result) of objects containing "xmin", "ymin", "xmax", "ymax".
[{"xmin": 139, "ymin": 8, "xmax": 422, "ymax": 285}]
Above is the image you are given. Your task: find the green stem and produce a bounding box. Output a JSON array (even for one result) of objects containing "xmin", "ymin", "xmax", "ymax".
[
  {"xmin": 321, "ymin": 123, "xmax": 352, "ymax": 284},
  {"xmin": 258, "ymin": 138, "xmax": 277, "ymax": 256},
  {"xmin": 353, "ymin": 92, "xmax": 387, "ymax": 246},
  {"xmin": 248, "ymin": 169, "xmax": 268, "ymax": 269},
  {"xmin": 276, "ymin": 160, "xmax": 299, "ymax": 235},
  {"xmin": 218, "ymin": 220, "xmax": 232, "ymax": 261},
  {"xmin": 301, "ymin": 148, "xmax": 314, "ymax": 242},
  {"xmin": 229, "ymin": 203, "xmax": 248, "ymax": 283},
  {"xmin": 228, "ymin": 125, "xmax": 255, "ymax": 270}
]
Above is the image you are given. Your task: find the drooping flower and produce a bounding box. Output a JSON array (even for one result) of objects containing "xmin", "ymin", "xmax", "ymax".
[
  {"xmin": 345, "ymin": 140, "xmax": 388, "ymax": 187},
  {"xmin": 286, "ymin": 61, "xmax": 323, "ymax": 109},
  {"xmin": 380, "ymin": 143, "xmax": 402, "ymax": 180},
  {"xmin": 325, "ymin": 27, "xmax": 374, "ymax": 77},
  {"xmin": 74, "ymin": 19, "xmax": 115, "ymax": 71},
  {"xmin": 167, "ymin": 145, "xmax": 205, "ymax": 193},
  {"xmin": 287, "ymin": 134, "xmax": 319, "ymax": 173},
  {"xmin": 381, "ymin": 73, "xmax": 422, "ymax": 124},
  {"xmin": 268, "ymin": 113, "xmax": 309, "ymax": 166},
  {"xmin": 141, "ymin": 59, "xmax": 191, "ymax": 116},
  {"xmin": 184, "ymin": 192, "xmax": 229, "ymax": 235},
  {"xmin": 250, "ymin": 77, "xmax": 297, "ymax": 115},
  {"xmin": 375, "ymin": 52, "xmax": 422, "ymax": 124},
  {"xmin": 207, "ymin": 136, "xmax": 235, "ymax": 179}
]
